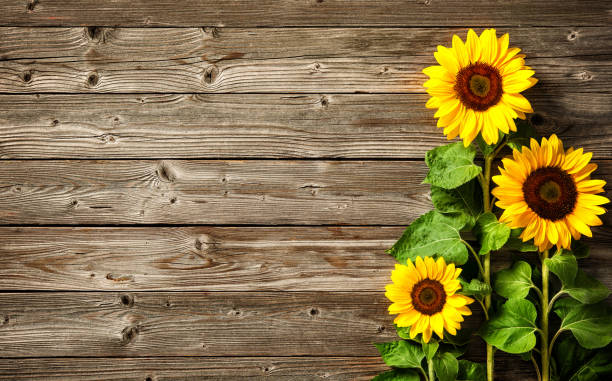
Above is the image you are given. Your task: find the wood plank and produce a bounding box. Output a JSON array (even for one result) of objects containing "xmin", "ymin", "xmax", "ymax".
[
  {"xmin": 1, "ymin": 226, "xmax": 611, "ymax": 292},
  {"xmin": 1, "ymin": 160, "xmax": 611, "ymax": 226},
  {"xmin": 0, "ymin": 356, "xmax": 536, "ymax": 381},
  {"xmin": 0, "ymin": 1, "xmax": 606, "ymax": 27},
  {"xmin": 0, "ymin": 27, "xmax": 609, "ymax": 93},
  {"xmin": 0, "ymin": 291, "xmax": 397, "ymax": 357},
  {"xmin": 0, "ymin": 160, "xmax": 432, "ymax": 225},
  {"xmin": 0, "ymin": 92, "xmax": 609, "ymax": 159}
]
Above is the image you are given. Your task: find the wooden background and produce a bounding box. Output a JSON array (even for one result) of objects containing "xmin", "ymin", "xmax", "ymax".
[{"xmin": 0, "ymin": 1, "xmax": 610, "ymax": 379}]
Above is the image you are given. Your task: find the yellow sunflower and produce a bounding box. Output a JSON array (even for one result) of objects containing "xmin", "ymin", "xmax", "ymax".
[
  {"xmin": 492, "ymin": 134, "xmax": 609, "ymax": 252},
  {"xmin": 385, "ymin": 256, "xmax": 474, "ymax": 343},
  {"xmin": 423, "ymin": 29, "xmax": 538, "ymax": 146}
]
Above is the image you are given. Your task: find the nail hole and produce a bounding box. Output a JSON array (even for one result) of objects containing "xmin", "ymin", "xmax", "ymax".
[
  {"xmin": 170, "ymin": 197, "xmax": 177, "ymax": 204},
  {"xmin": 377, "ymin": 325, "xmax": 386, "ymax": 334},
  {"xmin": 51, "ymin": 119, "xmax": 59, "ymax": 126},
  {"xmin": 120, "ymin": 294, "xmax": 134, "ymax": 307},
  {"xmin": 309, "ymin": 308, "xmax": 319, "ymax": 316}
]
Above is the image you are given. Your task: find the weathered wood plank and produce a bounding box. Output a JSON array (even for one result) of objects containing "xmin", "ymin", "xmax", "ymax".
[
  {"xmin": 0, "ymin": 93, "xmax": 609, "ymax": 159},
  {"xmin": 0, "ymin": 1, "xmax": 607, "ymax": 27},
  {"xmin": 1, "ymin": 226, "xmax": 611, "ymax": 292},
  {"xmin": 0, "ymin": 356, "xmax": 536, "ymax": 381},
  {"xmin": 0, "ymin": 226, "xmax": 398, "ymax": 291},
  {"xmin": 0, "ymin": 160, "xmax": 432, "ymax": 225},
  {"xmin": 0, "ymin": 27, "xmax": 609, "ymax": 93},
  {"xmin": 1, "ymin": 160, "xmax": 611, "ymax": 226},
  {"xmin": 0, "ymin": 291, "xmax": 397, "ymax": 357}
]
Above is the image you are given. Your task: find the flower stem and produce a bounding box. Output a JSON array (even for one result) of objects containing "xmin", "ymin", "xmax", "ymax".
[
  {"xmin": 428, "ymin": 359, "xmax": 435, "ymax": 381},
  {"xmin": 540, "ymin": 249, "xmax": 550, "ymax": 381},
  {"xmin": 481, "ymin": 153, "xmax": 494, "ymax": 381}
]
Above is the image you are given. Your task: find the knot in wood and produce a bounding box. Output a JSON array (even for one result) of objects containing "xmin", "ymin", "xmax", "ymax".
[
  {"xmin": 156, "ymin": 161, "xmax": 177, "ymax": 183},
  {"xmin": 203, "ymin": 65, "xmax": 219, "ymax": 85},
  {"xmin": 86, "ymin": 26, "xmax": 105, "ymax": 42},
  {"xmin": 567, "ymin": 31, "xmax": 578, "ymax": 41},
  {"xmin": 87, "ymin": 72, "xmax": 99, "ymax": 87},
  {"xmin": 22, "ymin": 70, "xmax": 33, "ymax": 83},
  {"xmin": 26, "ymin": 0, "xmax": 38, "ymax": 12},
  {"xmin": 121, "ymin": 325, "xmax": 140, "ymax": 345}
]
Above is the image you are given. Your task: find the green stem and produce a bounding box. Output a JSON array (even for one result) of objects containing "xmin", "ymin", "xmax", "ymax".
[
  {"xmin": 419, "ymin": 366, "xmax": 428, "ymax": 381},
  {"xmin": 549, "ymin": 329, "xmax": 564, "ymax": 357},
  {"xmin": 541, "ymin": 250, "xmax": 550, "ymax": 381},
  {"xmin": 428, "ymin": 359, "xmax": 435, "ymax": 381},
  {"xmin": 548, "ymin": 290, "xmax": 566, "ymax": 312},
  {"xmin": 481, "ymin": 154, "xmax": 494, "ymax": 381},
  {"xmin": 531, "ymin": 354, "xmax": 542, "ymax": 381}
]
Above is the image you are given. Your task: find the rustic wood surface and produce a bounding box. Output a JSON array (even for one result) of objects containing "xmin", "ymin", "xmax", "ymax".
[
  {"xmin": 0, "ymin": 1, "xmax": 609, "ymax": 380},
  {"xmin": 0, "ymin": 93, "xmax": 610, "ymax": 159}
]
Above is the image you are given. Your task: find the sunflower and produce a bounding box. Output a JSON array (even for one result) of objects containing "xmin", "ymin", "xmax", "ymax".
[
  {"xmin": 423, "ymin": 29, "xmax": 538, "ymax": 146},
  {"xmin": 492, "ymin": 134, "xmax": 609, "ymax": 252},
  {"xmin": 385, "ymin": 256, "xmax": 474, "ymax": 343}
]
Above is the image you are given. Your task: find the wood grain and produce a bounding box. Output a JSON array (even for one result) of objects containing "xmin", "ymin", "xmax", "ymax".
[
  {"xmin": 0, "ymin": 160, "xmax": 432, "ymax": 225},
  {"xmin": 0, "ymin": 356, "xmax": 536, "ymax": 381},
  {"xmin": 0, "ymin": 1, "xmax": 607, "ymax": 27},
  {"xmin": 0, "ymin": 92, "xmax": 610, "ymax": 159},
  {"xmin": 0, "ymin": 27, "xmax": 609, "ymax": 93},
  {"xmin": 1, "ymin": 226, "xmax": 611, "ymax": 292},
  {"xmin": 1, "ymin": 160, "xmax": 611, "ymax": 226},
  {"xmin": 0, "ymin": 291, "xmax": 398, "ymax": 357}
]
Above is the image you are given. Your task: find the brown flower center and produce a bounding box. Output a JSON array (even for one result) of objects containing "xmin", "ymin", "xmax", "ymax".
[
  {"xmin": 522, "ymin": 167, "xmax": 578, "ymax": 221},
  {"xmin": 454, "ymin": 63, "xmax": 503, "ymax": 111},
  {"xmin": 411, "ymin": 279, "xmax": 446, "ymax": 315}
]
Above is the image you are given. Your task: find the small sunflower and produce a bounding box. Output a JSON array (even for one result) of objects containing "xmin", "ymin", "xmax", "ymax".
[
  {"xmin": 385, "ymin": 256, "xmax": 474, "ymax": 343},
  {"xmin": 492, "ymin": 134, "xmax": 609, "ymax": 252},
  {"xmin": 423, "ymin": 29, "xmax": 538, "ymax": 146}
]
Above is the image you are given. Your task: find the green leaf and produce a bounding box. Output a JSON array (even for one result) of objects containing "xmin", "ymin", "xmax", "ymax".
[
  {"xmin": 564, "ymin": 269, "xmax": 610, "ymax": 304},
  {"xmin": 422, "ymin": 340, "xmax": 439, "ymax": 361},
  {"xmin": 474, "ymin": 212, "xmax": 511, "ymax": 255},
  {"xmin": 431, "ymin": 180, "xmax": 482, "ymax": 230},
  {"xmin": 554, "ymin": 299, "xmax": 612, "ymax": 349},
  {"xmin": 433, "ymin": 352, "xmax": 459, "ymax": 381},
  {"xmin": 480, "ymin": 298, "xmax": 538, "ymax": 354},
  {"xmin": 507, "ymin": 119, "xmax": 537, "ymax": 151},
  {"xmin": 395, "ymin": 325, "xmax": 412, "ymax": 341},
  {"xmin": 387, "ymin": 211, "xmax": 469, "ymax": 265},
  {"xmin": 569, "ymin": 347, "xmax": 612, "ymax": 381},
  {"xmin": 494, "ymin": 261, "xmax": 534, "ymax": 299},
  {"xmin": 375, "ymin": 340, "xmax": 425, "ymax": 369},
  {"xmin": 504, "ymin": 228, "xmax": 538, "ymax": 252},
  {"xmin": 372, "ymin": 369, "xmax": 421, "ymax": 381},
  {"xmin": 459, "ymin": 278, "xmax": 491, "ymax": 298},
  {"xmin": 570, "ymin": 241, "xmax": 590, "ymax": 259},
  {"xmin": 457, "ymin": 360, "xmax": 486, "ymax": 381},
  {"xmin": 424, "ymin": 142, "xmax": 482, "ymax": 189},
  {"xmin": 553, "ymin": 335, "xmax": 595, "ymax": 381},
  {"xmin": 476, "ymin": 133, "xmax": 505, "ymax": 157},
  {"xmin": 545, "ymin": 252, "xmax": 578, "ymax": 287}
]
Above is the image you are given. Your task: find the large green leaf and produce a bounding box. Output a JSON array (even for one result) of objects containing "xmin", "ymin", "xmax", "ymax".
[
  {"xmin": 507, "ymin": 119, "xmax": 537, "ymax": 151},
  {"xmin": 545, "ymin": 252, "xmax": 578, "ymax": 287},
  {"xmin": 387, "ymin": 211, "xmax": 468, "ymax": 265},
  {"xmin": 553, "ymin": 335, "xmax": 593, "ymax": 381},
  {"xmin": 457, "ymin": 360, "xmax": 486, "ymax": 381},
  {"xmin": 564, "ymin": 269, "xmax": 610, "ymax": 304},
  {"xmin": 494, "ymin": 261, "xmax": 534, "ymax": 299},
  {"xmin": 431, "ymin": 180, "xmax": 482, "ymax": 230},
  {"xmin": 554, "ymin": 299, "xmax": 612, "ymax": 349},
  {"xmin": 504, "ymin": 228, "xmax": 537, "ymax": 252},
  {"xmin": 460, "ymin": 278, "xmax": 491, "ymax": 298},
  {"xmin": 372, "ymin": 369, "xmax": 421, "ymax": 381},
  {"xmin": 375, "ymin": 340, "xmax": 425, "ymax": 369},
  {"xmin": 433, "ymin": 352, "xmax": 459, "ymax": 381},
  {"xmin": 424, "ymin": 142, "xmax": 482, "ymax": 189},
  {"xmin": 480, "ymin": 298, "xmax": 538, "ymax": 354},
  {"xmin": 422, "ymin": 340, "xmax": 439, "ymax": 361},
  {"xmin": 474, "ymin": 212, "xmax": 511, "ymax": 255}
]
